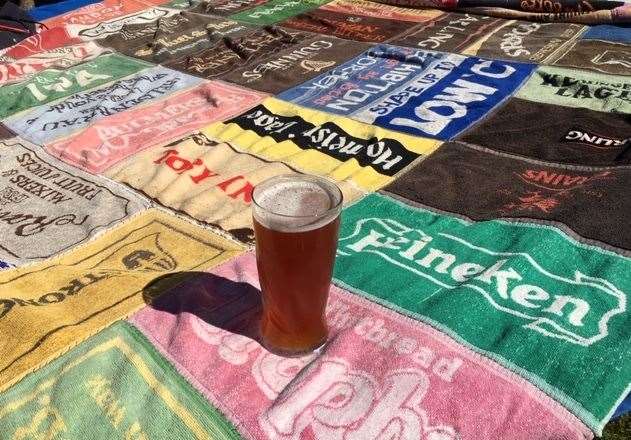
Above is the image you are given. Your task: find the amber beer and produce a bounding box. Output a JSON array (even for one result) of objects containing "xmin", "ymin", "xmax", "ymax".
[{"xmin": 252, "ymin": 174, "xmax": 343, "ymax": 356}]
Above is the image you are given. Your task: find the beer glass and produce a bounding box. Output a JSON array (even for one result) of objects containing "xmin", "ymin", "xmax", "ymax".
[{"xmin": 252, "ymin": 174, "xmax": 343, "ymax": 357}]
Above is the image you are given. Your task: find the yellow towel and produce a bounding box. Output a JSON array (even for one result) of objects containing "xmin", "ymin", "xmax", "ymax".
[
  {"xmin": 0, "ymin": 208, "xmax": 244, "ymax": 392},
  {"xmin": 202, "ymin": 97, "xmax": 441, "ymax": 192},
  {"xmin": 106, "ymin": 134, "xmax": 364, "ymax": 243}
]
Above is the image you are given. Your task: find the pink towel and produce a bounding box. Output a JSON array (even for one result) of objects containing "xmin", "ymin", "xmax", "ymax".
[
  {"xmin": 130, "ymin": 253, "xmax": 592, "ymax": 440},
  {"xmin": 46, "ymin": 81, "xmax": 266, "ymax": 173}
]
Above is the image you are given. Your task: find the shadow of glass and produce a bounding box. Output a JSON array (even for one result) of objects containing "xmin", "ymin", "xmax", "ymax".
[{"xmin": 142, "ymin": 271, "xmax": 263, "ymax": 343}]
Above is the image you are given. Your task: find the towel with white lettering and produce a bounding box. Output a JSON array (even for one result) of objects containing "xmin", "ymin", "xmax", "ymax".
[
  {"xmin": 278, "ymin": 45, "xmax": 535, "ymax": 140},
  {"xmin": 334, "ymin": 192, "xmax": 630, "ymax": 435}
]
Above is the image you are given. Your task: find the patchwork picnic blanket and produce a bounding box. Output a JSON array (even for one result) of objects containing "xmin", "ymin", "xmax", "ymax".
[{"xmin": 0, "ymin": 0, "xmax": 629, "ymax": 439}]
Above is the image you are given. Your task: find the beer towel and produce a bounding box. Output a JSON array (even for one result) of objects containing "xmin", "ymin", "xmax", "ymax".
[
  {"xmin": 516, "ymin": 65, "xmax": 631, "ymax": 113},
  {"xmin": 189, "ymin": 0, "xmax": 269, "ymax": 16},
  {"xmin": 93, "ymin": 9, "xmax": 198, "ymax": 49},
  {"xmin": 369, "ymin": 0, "xmax": 631, "ymax": 24},
  {"xmin": 0, "ymin": 41, "xmax": 109, "ymax": 87},
  {"xmin": 552, "ymin": 39, "xmax": 631, "ymax": 76},
  {"xmin": 0, "ymin": 208, "xmax": 243, "ymax": 392},
  {"xmin": 130, "ymin": 252, "xmax": 591, "ymax": 440},
  {"xmin": 0, "ymin": 26, "xmax": 80, "ymax": 60},
  {"xmin": 278, "ymin": 44, "xmax": 535, "ymax": 140},
  {"xmin": 67, "ymin": 6, "xmax": 181, "ymax": 41},
  {"xmin": 201, "ymin": 97, "xmax": 440, "ymax": 191},
  {"xmin": 461, "ymin": 21, "xmax": 585, "ymax": 64},
  {"xmin": 385, "ymin": 141, "xmax": 631, "ymax": 252},
  {"xmin": 0, "ymin": 137, "xmax": 149, "ymax": 265},
  {"xmin": 229, "ymin": 0, "xmax": 331, "ymax": 25},
  {"xmin": 43, "ymin": 0, "xmax": 157, "ymax": 28},
  {"xmin": 164, "ymin": 26, "xmax": 313, "ymax": 81},
  {"xmin": 320, "ymin": 0, "xmax": 444, "ymax": 22},
  {"xmin": 119, "ymin": 15, "xmax": 254, "ymax": 64},
  {"xmin": 388, "ymin": 12, "xmax": 506, "ymax": 53},
  {"xmin": 280, "ymin": 8, "xmax": 418, "ymax": 43},
  {"xmin": 458, "ymin": 98, "xmax": 631, "ymax": 166},
  {"xmin": 46, "ymin": 81, "xmax": 266, "ymax": 173},
  {"xmin": 106, "ymin": 132, "xmax": 363, "ymax": 244},
  {"xmin": 334, "ymin": 192, "xmax": 631, "ymax": 435},
  {"xmin": 4, "ymin": 65, "xmax": 203, "ymax": 146},
  {"xmin": 221, "ymin": 35, "xmax": 371, "ymax": 95},
  {"xmin": 0, "ymin": 320, "xmax": 241, "ymax": 440},
  {"xmin": 0, "ymin": 53, "xmax": 151, "ymax": 119}
]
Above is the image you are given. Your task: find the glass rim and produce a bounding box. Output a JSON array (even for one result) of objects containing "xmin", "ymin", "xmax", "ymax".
[{"xmin": 252, "ymin": 174, "xmax": 343, "ymax": 219}]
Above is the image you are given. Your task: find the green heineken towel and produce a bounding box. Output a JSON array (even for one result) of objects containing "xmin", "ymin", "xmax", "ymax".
[{"xmin": 334, "ymin": 192, "xmax": 631, "ymax": 435}]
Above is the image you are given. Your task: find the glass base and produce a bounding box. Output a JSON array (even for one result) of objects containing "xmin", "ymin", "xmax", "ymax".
[{"xmin": 261, "ymin": 337, "xmax": 328, "ymax": 358}]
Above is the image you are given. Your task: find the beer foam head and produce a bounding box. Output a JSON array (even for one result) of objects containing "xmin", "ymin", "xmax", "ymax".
[{"xmin": 253, "ymin": 175, "xmax": 342, "ymax": 232}]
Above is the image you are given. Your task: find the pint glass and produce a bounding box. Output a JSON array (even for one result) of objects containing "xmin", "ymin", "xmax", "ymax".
[{"xmin": 252, "ymin": 174, "xmax": 343, "ymax": 356}]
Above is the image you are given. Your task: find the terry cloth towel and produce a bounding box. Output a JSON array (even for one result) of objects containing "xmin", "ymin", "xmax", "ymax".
[
  {"xmin": 0, "ymin": 53, "xmax": 151, "ymax": 119},
  {"xmin": 0, "ymin": 208, "xmax": 243, "ymax": 393},
  {"xmin": 164, "ymin": 26, "xmax": 315, "ymax": 81},
  {"xmin": 369, "ymin": 0, "xmax": 631, "ymax": 24},
  {"xmin": 94, "ymin": 11, "xmax": 242, "ymax": 51},
  {"xmin": 279, "ymin": 8, "xmax": 419, "ymax": 43},
  {"xmin": 105, "ymin": 132, "xmax": 362, "ymax": 244},
  {"xmin": 30, "ymin": 0, "xmax": 103, "ymax": 21},
  {"xmin": 113, "ymin": 14, "xmax": 255, "ymax": 65},
  {"xmin": 93, "ymin": 9, "xmax": 212, "ymax": 49},
  {"xmin": 188, "ymin": 0, "xmax": 269, "ymax": 16},
  {"xmin": 384, "ymin": 141, "xmax": 631, "ymax": 252},
  {"xmin": 277, "ymin": 44, "xmax": 535, "ymax": 140},
  {"xmin": 130, "ymin": 252, "xmax": 592, "ymax": 439},
  {"xmin": 0, "ymin": 137, "xmax": 149, "ymax": 265},
  {"xmin": 0, "ymin": 41, "xmax": 109, "ymax": 87},
  {"xmin": 0, "ymin": 320, "xmax": 241, "ymax": 439},
  {"xmin": 0, "ymin": 26, "xmax": 80, "ymax": 59},
  {"xmin": 333, "ymin": 192, "xmax": 631, "ymax": 435},
  {"xmin": 43, "ymin": 0, "xmax": 157, "ymax": 28},
  {"xmin": 551, "ymin": 39, "xmax": 631, "ymax": 76},
  {"xmin": 65, "ymin": 6, "xmax": 180, "ymax": 40},
  {"xmin": 228, "ymin": 0, "xmax": 330, "ymax": 26},
  {"xmin": 46, "ymin": 81, "xmax": 266, "ymax": 174},
  {"xmin": 458, "ymin": 21, "xmax": 585, "ymax": 64},
  {"xmin": 458, "ymin": 98, "xmax": 631, "ymax": 166},
  {"xmin": 4, "ymin": 65, "xmax": 203, "ymax": 146},
  {"xmin": 387, "ymin": 12, "xmax": 508, "ymax": 53},
  {"xmin": 201, "ymin": 97, "xmax": 440, "ymax": 192},
  {"xmin": 220, "ymin": 35, "xmax": 371, "ymax": 95},
  {"xmin": 320, "ymin": 0, "xmax": 445, "ymax": 22},
  {"xmin": 515, "ymin": 65, "xmax": 631, "ymax": 113}
]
